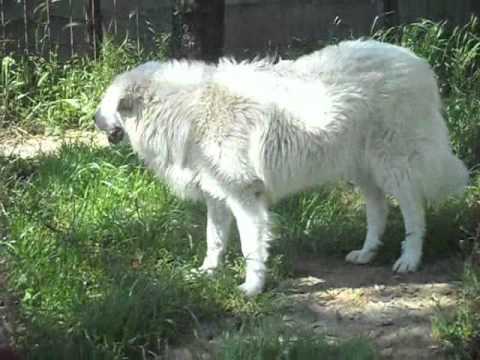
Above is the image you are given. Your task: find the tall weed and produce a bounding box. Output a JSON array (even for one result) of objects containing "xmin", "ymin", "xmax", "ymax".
[{"xmin": 0, "ymin": 38, "xmax": 168, "ymax": 132}]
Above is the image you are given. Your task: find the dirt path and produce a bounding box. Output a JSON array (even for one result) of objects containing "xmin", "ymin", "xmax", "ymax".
[
  {"xmin": 0, "ymin": 131, "xmax": 461, "ymax": 358},
  {"xmin": 281, "ymin": 256, "xmax": 461, "ymax": 359}
]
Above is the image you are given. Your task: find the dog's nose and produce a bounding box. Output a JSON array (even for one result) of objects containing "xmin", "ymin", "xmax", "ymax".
[{"xmin": 107, "ymin": 127, "xmax": 124, "ymax": 144}]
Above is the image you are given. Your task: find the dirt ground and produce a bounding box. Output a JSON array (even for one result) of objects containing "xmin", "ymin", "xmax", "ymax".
[
  {"xmin": 0, "ymin": 131, "xmax": 462, "ymax": 358},
  {"xmin": 282, "ymin": 256, "xmax": 461, "ymax": 359},
  {"xmin": 166, "ymin": 256, "xmax": 461, "ymax": 360}
]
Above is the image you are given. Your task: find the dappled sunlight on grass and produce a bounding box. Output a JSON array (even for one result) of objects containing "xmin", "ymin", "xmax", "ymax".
[
  {"xmin": 0, "ymin": 143, "xmax": 477, "ymax": 358},
  {"xmin": 1, "ymin": 145, "xmax": 280, "ymax": 358}
]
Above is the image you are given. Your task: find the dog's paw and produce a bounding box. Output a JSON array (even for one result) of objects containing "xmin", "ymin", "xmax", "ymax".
[
  {"xmin": 393, "ymin": 252, "xmax": 421, "ymax": 273},
  {"xmin": 185, "ymin": 266, "xmax": 216, "ymax": 281},
  {"xmin": 238, "ymin": 281, "xmax": 264, "ymax": 297},
  {"xmin": 345, "ymin": 249, "xmax": 376, "ymax": 264},
  {"xmin": 196, "ymin": 264, "xmax": 218, "ymax": 275}
]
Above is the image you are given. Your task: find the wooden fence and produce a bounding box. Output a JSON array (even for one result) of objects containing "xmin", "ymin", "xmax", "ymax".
[{"xmin": 0, "ymin": 0, "xmax": 477, "ymax": 59}]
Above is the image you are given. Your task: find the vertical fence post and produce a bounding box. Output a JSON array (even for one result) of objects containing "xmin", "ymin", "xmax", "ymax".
[
  {"xmin": 68, "ymin": 0, "xmax": 74, "ymax": 57},
  {"xmin": 87, "ymin": 0, "xmax": 102, "ymax": 60},
  {"xmin": 23, "ymin": 0, "xmax": 30, "ymax": 55},
  {"xmin": 90, "ymin": 0, "xmax": 97, "ymax": 59},
  {"xmin": 135, "ymin": 1, "xmax": 140, "ymax": 53},
  {"xmin": 113, "ymin": 0, "xmax": 117, "ymax": 35},
  {"xmin": 383, "ymin": 0, "xmax": 399, "ymax": 27},
  {"xmin": 45, "ymin": 0, "xmax": 51, "ymax": 55},
  {"xmin": 0, "ymin": 0, "xmax": 4, "ymax": 53}
]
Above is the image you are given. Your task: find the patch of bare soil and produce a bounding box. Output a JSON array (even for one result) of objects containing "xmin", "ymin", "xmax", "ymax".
[
  {"xmin": 167, "ymin": 257, "xmax": 461, "ymax": 360},
  {"xmin": 0, "ymin": 129, "xmax": 108, "ymax": 158},
  {"xmin": 278, "ymin": 256, "xmax": 462, "ymax": 359}
]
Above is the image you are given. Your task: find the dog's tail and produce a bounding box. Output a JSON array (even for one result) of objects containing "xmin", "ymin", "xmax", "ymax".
[
  {"xmin": 412, "ymin": 113, "xmax": 469, "ymax": 204},
  {"xmin": 418, "ymin": 150, "xmax": 469, "ymax": 205}
]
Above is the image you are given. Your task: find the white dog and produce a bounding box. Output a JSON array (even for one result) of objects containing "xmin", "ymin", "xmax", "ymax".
[{"xmin": 95, "ymin": 40, "xmax": 468, "ymax": 296}]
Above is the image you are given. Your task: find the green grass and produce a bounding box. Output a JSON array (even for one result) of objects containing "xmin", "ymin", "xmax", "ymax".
[
  {"xmin": 274, "ymin": 182, "xmax": 477, "ymax": 266},
  {"xmin": 218, "ymin": 320, "xmax": 377, "ymax": 360},
  {"xmin": 433, "ymin": 264, "xmax": 480, "ymax": 360},
  {"xmin": 431, "ymin": 177, "xmax": 480, "ymax": 359},
  {"xmin": 1, "ymin": 145, "xmax": 284, "ymax": 358},
  {"xmin": 1, "ymin": 18, "xmax": 479, "ymax": 165},
  {"xmin": 1, "ymin": 142, "xmax": 478, "ymax": 358},
  {"xmin": 1, "ymin": 17, "xmax": 480, "ymax": 360},
  {"xmin": 0, "ymin": 37, "xmax": 168, "ymax": 133}
]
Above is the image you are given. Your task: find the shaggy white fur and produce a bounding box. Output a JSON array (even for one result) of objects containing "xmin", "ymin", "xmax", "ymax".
[{"xmin": 96, "ymin": 40, "xmax": 469, "ymax": 296}]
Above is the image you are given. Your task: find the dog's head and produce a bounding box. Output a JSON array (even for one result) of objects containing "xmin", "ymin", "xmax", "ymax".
[
  {"xmin": 95, "ymin": 86, "xmax": 127, "ymax": 145},
  {"xmin": 95, "ymin": 61, "xmax": 161, "ymax": 145}
]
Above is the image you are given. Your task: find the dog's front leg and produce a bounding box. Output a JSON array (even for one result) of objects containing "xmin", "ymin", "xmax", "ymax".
[
  {"xmin": 198, "ymin": 196, "xmax": 233, "ymax": 273},
  {"xmin": 227, "ymin": 193, "xmax": 272, "ymax": 296}
]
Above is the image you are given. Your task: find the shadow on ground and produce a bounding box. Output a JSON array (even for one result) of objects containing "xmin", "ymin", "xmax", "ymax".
[{"xmin": 274, "ymin": 256, "xmax": 462, "ymax": 359}]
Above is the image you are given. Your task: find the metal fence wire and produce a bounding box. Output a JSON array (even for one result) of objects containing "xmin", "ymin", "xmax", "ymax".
[{"xmin": 0, "ymin": 0, "xmax": 172, "ymax": 58}]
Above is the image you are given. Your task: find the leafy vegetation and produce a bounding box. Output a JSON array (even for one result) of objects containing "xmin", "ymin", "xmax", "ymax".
[{"xmin": 0, "ymin": 17, "xmax": 479, "ymax": 360}]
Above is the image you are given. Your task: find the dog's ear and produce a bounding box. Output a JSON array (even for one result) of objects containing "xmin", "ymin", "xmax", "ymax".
[
  {"xmin": 117, "ymin": 94, "xmax": 135, "ymax": 113},
  {"xmin": 117, "ymin": 83, "xmax": 150, "ymax": 116},
  {"xmin": 117, "ymin": 88, "xmax": 145, "ymax": 119}
]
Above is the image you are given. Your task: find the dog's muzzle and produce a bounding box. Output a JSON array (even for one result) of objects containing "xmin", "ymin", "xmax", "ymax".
[
  {"xmin": 107, "ymin": 127, "xmax": 125, "ymax": 144},
  {"xmin": 95, "ymin": 110, "xmax": 124, "ymax": 145}
]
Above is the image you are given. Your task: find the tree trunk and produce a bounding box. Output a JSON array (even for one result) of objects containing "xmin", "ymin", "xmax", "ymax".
[
  {"xmin": 172, "ymin": 0, "xmax": 225, "ymax": 63},
  {"xmin": 383, "ymin": 0, "xmax": 399, "ymax": 27}
]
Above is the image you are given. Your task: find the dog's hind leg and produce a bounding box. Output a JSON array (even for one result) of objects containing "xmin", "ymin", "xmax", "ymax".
[
  {"xmin": 226, "ymin": 192, "xmax": 272, "ymax": 296},
  {"xmin": 198, "ymin": 196, "xmax": 234, "ymax": 273},
  {"xmin": 346, "ymin": 182, "xmax": 389, "ymax": 265}
]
